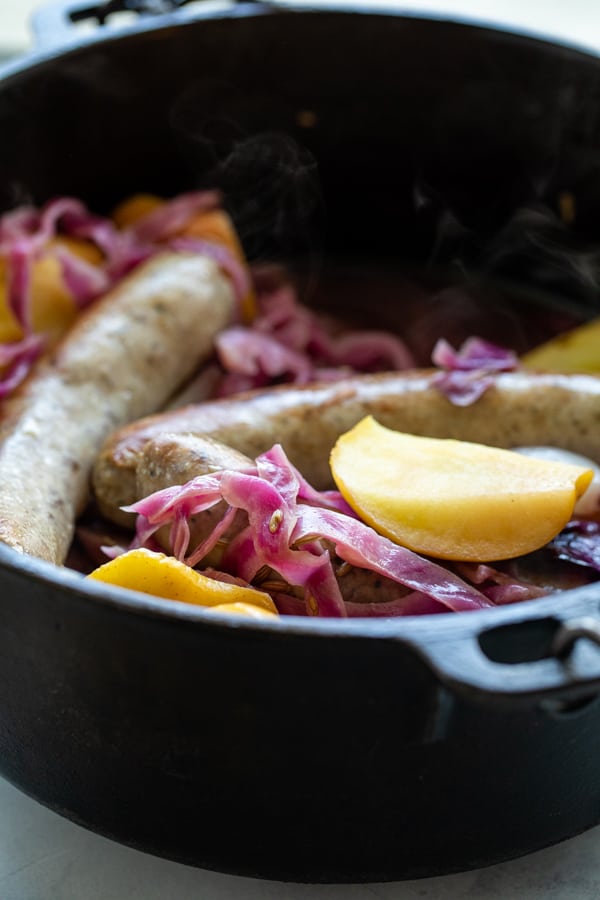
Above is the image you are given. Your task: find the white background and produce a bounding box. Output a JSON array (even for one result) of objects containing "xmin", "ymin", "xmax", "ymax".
[{"xmin": 1, "ymin": 1, "xmax": 600, "ymax": 898}]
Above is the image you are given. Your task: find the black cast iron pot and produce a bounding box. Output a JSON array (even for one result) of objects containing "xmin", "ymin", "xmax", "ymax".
[{"xmin": 1, "ymin": 0, "xmax": 600, "ymax": 883}]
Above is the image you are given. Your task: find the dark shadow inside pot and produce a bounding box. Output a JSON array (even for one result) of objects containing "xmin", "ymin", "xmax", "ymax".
[{"xmin": 2, "ymin": 9, "xmax": 600, "ymax": 329}]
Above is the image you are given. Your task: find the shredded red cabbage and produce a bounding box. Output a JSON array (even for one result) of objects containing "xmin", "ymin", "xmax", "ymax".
[
  {"xmin": 547, "ymin": 520, "xmax": 600, "ymax": 572},
  {"xmin": 0, "ymin": 333, "xmax": 45, "ymax": 398},
  {"xmin": 431, "ymin": 370, "xmax": 496, "ymax": 407},
  {"xmin": 52, "ymin": 246, "xmax": 111, "ymax": 307},
  {"xmin": 0, "ymin": 192, "xmax": 418, "ymax": 401},
  {"xmin": 272, "ymin": 590, "xmax": 449, "ymax": 617},
  {"xmin": 213, "ymin": 274, "xmax": 416, "ymax": 397},
  {"xmin": 0, "ymin": 192, "xmax": 238, "ymax": 396},
  {"xmin": 432, "ymin": 336, "xmax": 518, "ymax": 371},
  {"xmin": 0, "ymin": 206, "xmax": 39, "ymax": 245},
  {"xmin": 215, "ymin": 326, "xmax": 313, "ymax": 389},
  {"xmin": 127, "ymin": 191, "xmax": 221, "ymax": 243},
  {"xmin": 6, "ymin": 240, "xmax": 33, "ymax": 330},
  {"xmin": 124, "ymin": 443, "xmax": 492, "ymax": 617},
  {"xmin": 431, "ymin": 336, "xmax": 518, "ymax": 406},
  {"xmin": 453, "ymin": 562, "xmax": 548, "ymax": 604}
]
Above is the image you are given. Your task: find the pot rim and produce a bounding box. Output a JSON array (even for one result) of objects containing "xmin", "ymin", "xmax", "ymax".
[
  {"xmin": 5, "ymin": 0, "xmax": 599, "ymax": 82},
  {"xmin": 4, "ymin": 540, "xmax": 600, "ymax": 702},
  {"xmin": 0, "ymin": 536, "xmax": 595, "ymax": 639}
]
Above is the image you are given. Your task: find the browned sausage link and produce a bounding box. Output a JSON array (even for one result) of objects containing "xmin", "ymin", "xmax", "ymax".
[
  {"xmin": 0, "ymin": 253, "xmax": 235, "ymax": 564},
  {"xmin": 93, "ymin": 369, "xmax": 600, "ymax": 527},
  {"xmin": 136, "ymin": 433, "xmax": 253, "ymax": 497},
  {"xmin": 136, "ymin": 433, "xmax": 252, "ymax": 565}
]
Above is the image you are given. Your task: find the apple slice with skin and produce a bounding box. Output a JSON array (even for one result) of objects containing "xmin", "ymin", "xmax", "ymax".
[
  {"xmin": 521, "ymin": 316, "xmax": 600, "ymax": 373},
  {"xmin": 88, "ymin": 548, "xmax": 277, "ymax": 615},
  {"xmin": 330, "ymin": 416, "xmax": 594, "ymax": 562}
]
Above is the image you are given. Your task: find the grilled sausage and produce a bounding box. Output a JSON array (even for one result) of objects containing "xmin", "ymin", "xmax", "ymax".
[
  {"xmin": 0, "ymin": 253, "xmax": 235, "ymax": 564},
  {"xmin": 136, "ymin": 433, "xmax": 251, "ymax": 564},
  {"xmin": 93, "ymin": 369, "xmax": 600, "ymax": 526}
]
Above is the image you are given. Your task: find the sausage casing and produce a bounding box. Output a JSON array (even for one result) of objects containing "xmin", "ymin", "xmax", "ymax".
[
  {"xmin": 93, "ymin": 369, "xmax": 600, "ymax": 525},
  {"xmin": 0, "ymin": 253, "xmax": 235, "ymax": 563}
]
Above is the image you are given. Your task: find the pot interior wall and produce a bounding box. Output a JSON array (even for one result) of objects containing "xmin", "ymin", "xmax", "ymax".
[{"xmin": 1, "ymin": 10, "xmax": 600, "ymax": 276}]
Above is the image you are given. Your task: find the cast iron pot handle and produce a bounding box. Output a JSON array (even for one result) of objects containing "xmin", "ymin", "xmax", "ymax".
[
  {"xmin": 30, "ymin": 0, "xmax": 264, "ymax": 51},
  {"xmin": 411, "ymin": 599, "xmax": 600, "ymax": 706}
]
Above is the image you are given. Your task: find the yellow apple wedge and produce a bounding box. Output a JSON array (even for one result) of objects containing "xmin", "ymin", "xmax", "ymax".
[
  {"xmin": 88, "ymin": 548, "xmax": 277, "ymax": 615},
  {"xmin": 521, "ymin": 316, "xmax": 600, "ymax": 373},
  {"xmin": 0, "ymin": 237, "xmax": 102, "ymax": 346},
  {"xmin": 330, "ymin": 417, "xmax": 594, "ymax": 562}
]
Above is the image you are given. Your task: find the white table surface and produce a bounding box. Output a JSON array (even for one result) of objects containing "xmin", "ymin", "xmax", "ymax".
[
  {"xmin": 1, "ymin": 771, "xmax": 600, "ymax": 900},
  {"xmin": 2, "ymin": 2, "xmax": 600, "ymax": 897},
  {"xmin": 1, "ymin": 772, "xmax": 600, "ymax": 900}
]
